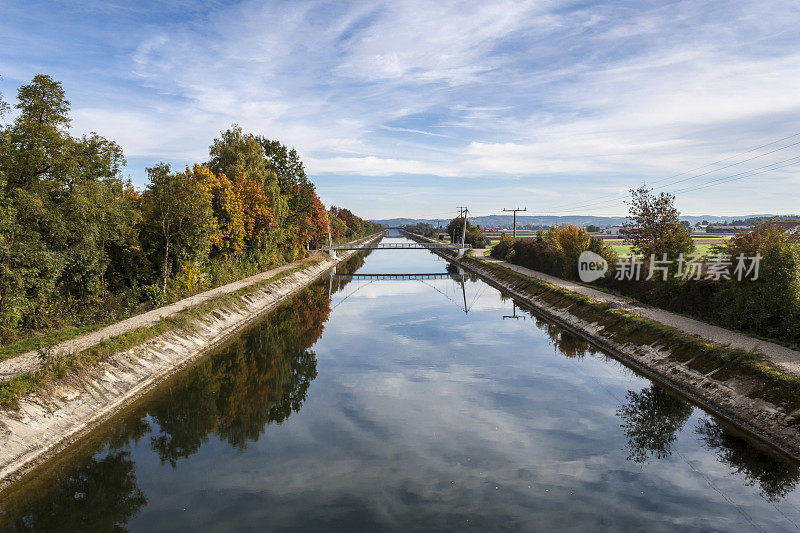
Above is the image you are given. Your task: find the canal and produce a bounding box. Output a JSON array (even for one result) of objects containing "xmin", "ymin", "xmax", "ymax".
[{"xmin": 2, "ymin": 236, "xmax": 800, "ymax": 531}]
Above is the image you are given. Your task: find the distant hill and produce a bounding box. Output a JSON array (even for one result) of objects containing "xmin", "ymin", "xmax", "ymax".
[{"xmin": 372, "ymin": 214, "xmax": 798, "ymax": 227}]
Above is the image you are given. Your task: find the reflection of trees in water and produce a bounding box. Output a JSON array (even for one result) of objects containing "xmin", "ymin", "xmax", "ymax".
[
  {"xmin": 0, "ymin": 281, "xmax": 331, "ymax": 528},
  {"xmin": 533, "ymin": 316, "xmax": 593, "ymax": 359},
  {"xmin": 616, "ymin": 385, "xmax": 693, "ymax": 463},
  {"xmin": 696, "ymin": 418, "xmax": 800, "ymax": 502},
  {"xmin": 1, "ymin": 451, "xmax": 146, "ymax": 532},
  {"xmin": 149, "ymin": 283, "xmax": 326, "ymax": 465}
]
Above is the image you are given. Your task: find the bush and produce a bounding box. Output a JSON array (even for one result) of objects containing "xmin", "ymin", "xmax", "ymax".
[
  {"xmin": 511, "ymin": 238, "xmax": 565, "ymax": 277},
  {"xmin": 500, "ymin": 225, "xmax": 617, "ymax": 281},
  {"xmin": 490, "ymin": 232, "xmax": 515, "ymax": 260},
  {"xmin": 142, "ymin": 284, "xmax": 166, "ymax": 308},
  {"xmin": 711, "ymin": 224, "xmax": 800, "ymax": 342}
]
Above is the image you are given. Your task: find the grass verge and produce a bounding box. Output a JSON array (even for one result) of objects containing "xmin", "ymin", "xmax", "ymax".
[
  {"xmin": 0, "ymin": 259, "xmax": 322, "ymax": 409},
  {"xmin": 0, "ymin": 324, "xmax": 107, "ymax": 363}
]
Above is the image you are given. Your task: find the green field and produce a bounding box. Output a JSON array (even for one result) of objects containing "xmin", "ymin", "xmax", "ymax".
[{"xmin": 479, "ymin": 232, "xmax": 728, "ymax": 258}]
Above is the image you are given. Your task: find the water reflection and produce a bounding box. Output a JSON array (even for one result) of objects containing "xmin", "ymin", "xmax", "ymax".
[
  {"xmin": 0, "ymin": 262, "xmax": 339, "ymax": 530},
  {"xmin": 2, "ymin": 451, "xmax": 146, "ymax": 532},
  {"xmin": 616, "ymin": 386, "xmax": 693, "ymax": 464},
  {"xmin": 532, "ymin": 314, "xmax": 595, "ymax": 359},
  {"xmin": 149, "ymin": 284, "xmax": 324, "ymax": 465},
  {"xmin": 696, "ymin": 418, "xmax": 800, "ymax": 502},
  {"xmin": 4, "ymin": 245, "xmax": 800, "ymax": 529}
]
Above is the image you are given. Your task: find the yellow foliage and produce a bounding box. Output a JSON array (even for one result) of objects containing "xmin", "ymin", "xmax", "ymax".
[{"xmin": 193, "ymin": 165, "xmax": 246, "ymax": 257}]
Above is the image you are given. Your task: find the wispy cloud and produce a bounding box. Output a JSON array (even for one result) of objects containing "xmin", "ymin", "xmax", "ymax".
[{"xmin": 2, "ymin": 0, "xmax": 800, "ymax": 217}]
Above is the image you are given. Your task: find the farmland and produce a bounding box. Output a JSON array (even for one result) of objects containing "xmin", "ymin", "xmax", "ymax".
[{"xmin": 476, "ymin": 230, "xmax": 731, "ymax": 258}]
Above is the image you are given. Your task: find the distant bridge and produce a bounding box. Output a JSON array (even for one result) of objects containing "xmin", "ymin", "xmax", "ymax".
[
  {"xmin": 331, "ymin": 272, "xmax": 466, "ymax": 281},
  {"xmin": 326, "ymin": 242, "xmax": 470, "ymax": 251}
]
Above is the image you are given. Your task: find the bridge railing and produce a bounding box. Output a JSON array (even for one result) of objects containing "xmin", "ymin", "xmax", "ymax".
[
  {"xmin": 327, "ymin": 242, "xmax": 471, "ymax": 251},
  {"xmin": 332, "ymin": 273, "xmax": 466, "ymax": 280}
]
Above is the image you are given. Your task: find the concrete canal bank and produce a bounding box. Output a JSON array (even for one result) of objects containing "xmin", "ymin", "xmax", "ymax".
[
  {"xmin": 0, "ymin": 234, "xmax": 381, "ymax": 489},
  {"xmin": 407, "ymin": 232, "xmax": 800, "ymax": 462}
]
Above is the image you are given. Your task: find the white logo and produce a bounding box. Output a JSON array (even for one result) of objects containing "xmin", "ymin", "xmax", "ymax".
[{"xmin": 578, "ymin": 251, "xmax": 608, "ymax": 282}]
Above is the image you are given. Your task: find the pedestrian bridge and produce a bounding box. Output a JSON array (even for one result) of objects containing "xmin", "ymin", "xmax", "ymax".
[
  {"xmin": 331, "ymin": 272, "xmax": 467, "ymax": 281},
  {"xmin": 326, "ymin": 242, "xmax": 470, "ymax": 251}
]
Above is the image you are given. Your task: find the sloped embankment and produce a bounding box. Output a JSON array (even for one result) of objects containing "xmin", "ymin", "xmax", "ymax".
[
  {"xmin": 0, "ymin": 235, "xmax": 380, "ymax": 489},
  {"xmin": 409, "ymin": 232, "xmax": 800, "ymax": 462}
]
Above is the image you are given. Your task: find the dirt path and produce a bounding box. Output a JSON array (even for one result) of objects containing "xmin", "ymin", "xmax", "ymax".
[
  {"xmin": 0, "ymin": 255, "xmax": 321, "ymax": 382},
  {"xmin": 481, "ymin": 256, "xmax": 800, "ymax": 376}
]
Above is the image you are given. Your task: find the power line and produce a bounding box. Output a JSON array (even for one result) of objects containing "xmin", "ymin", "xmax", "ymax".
[
  {"xmin": 543, "ymin": 153, "xmax": 800, "ymax": 215},
  {"xmin": 539, "ymin": 131, "xmax": 800, "ymax": 214}
]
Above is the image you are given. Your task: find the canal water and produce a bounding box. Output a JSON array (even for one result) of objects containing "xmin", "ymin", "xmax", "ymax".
[{"xmin": 2, "ymin": 237, "xmax": 800, "ymax": 531}]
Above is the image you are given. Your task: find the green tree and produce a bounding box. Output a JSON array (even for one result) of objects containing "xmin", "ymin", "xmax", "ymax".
[
  {"xmin": 1, "ymin": 74, "xmax": 71, "ymax": 191},
  {"xmin": 445, "ymin": 217, "xmax": 484, "ymax": 247},
  {"xmin": 0, "ymin": 79, "xmax": 9, "ymax": 118},
  {"xmin": 259, "ymin": 137, "xmax": 308, "ymax": 193},
  {"xmin": 207, "ymin": 126, "xmax": 288, "ymax": 253},
  {"xmin": 142, "ymin": 163, "xmax": 216, "ymax": 294},
  {"xmin": 0, "ymin": 74, "xmax": 135, "ymax": 333}
]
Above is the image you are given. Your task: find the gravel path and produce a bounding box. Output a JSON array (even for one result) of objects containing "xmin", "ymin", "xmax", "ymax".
[
  {"xmin": 481, "ymin": 256, "xmax": 800, "ymax": 376},
  {"xmin": 0, "ymin": 255, "xmax": 322, "ymax": 382}
]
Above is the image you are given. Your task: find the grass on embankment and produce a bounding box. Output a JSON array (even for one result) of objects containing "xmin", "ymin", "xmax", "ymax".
[
  {"xmin": 0, "ymin": 259, "xmax": 322, "ymax": 409},
  {"xmin": 463, "ymin": 255, "xmax": 800, "ymax": 410},
  {"xmin": 0, "ymin": 324, "xmax": 108, "ymax": 363}
]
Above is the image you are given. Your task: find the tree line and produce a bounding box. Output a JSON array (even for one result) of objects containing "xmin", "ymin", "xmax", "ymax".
[
  {"xmin": 490, "ymin": 186, "xmax": 800, "ymax": 345},
  {"xmin": 0, "ymin": 74, "xmax": 380, "ymax": 343}
]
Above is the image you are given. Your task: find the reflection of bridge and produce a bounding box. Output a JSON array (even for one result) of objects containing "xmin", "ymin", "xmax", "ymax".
[
  {"xmin": 328, "ymin": 265, "xmax": 489, "ymax": 314},
  {"xmin": 332, "ymin": 272, "xmax": 466, "ymax": 281}
]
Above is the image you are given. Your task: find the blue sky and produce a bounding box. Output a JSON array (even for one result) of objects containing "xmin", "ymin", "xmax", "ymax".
[{"xmin": 2, "ymin": 0, "xmax": 800, "ymax": 219}]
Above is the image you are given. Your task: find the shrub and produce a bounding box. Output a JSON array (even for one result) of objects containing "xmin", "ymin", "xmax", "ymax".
[
  {"xmin": 142, "ymin": 284, "xmax": 166, "ymax": 308},
  {"xmin": 711, "ymin": 222, "xmax": 800, "ymax": 342},
  {"xmin": 556, "ymin": 225, "xmax": 590, "ymax": 278},
  {"xmin": 511, "ymin": 238, "xmax": 565, "ymax": 277},
  {"xmin": 490, "ymin": 232, "xmax": 515, "ymax": 260}
]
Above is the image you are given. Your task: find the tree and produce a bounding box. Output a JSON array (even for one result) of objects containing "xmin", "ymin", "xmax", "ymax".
[
  {"xmin": 195, "ymin": 166, "xmax": 246, "ymax": 258},
  {"xmin": 142, "ymin": 164, "xmax": 216, "ymax": 294},
  {"xmin": 1, "ymin": 74, "xmax": 71, "ymax": 191},
  {"xmin": 236, "ymin": 170, "xmax": 274, "ymax": 251},
  {"xmin": 556, "ymin": 225, "xmax": 590, "ymax": 277},
  {"xmin": 207, "ymin": 126, "xmax": 287, "ymax": 251},
  {"xmin": 0, "ymin": 74, "xmax": 136, "ymax": 333},
  {"xmin": 259, "ymin": 137, "xmax": 307, "ymax": 193},
  {"xmin": 446, "ymin": 216, "xmax": 485, "ymax": 247},
  {"xmin": 0, "ymin": 78, "xmax": 9, "ymax": 119},
  {"xmin": 624, "ymin": 186, "xmax": 695, "ymax": 260}
]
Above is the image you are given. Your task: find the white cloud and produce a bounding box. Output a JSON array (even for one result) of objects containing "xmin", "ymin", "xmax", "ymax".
[{"xmin": 11, "ymin": 0, "xmax": 800, "ymax": 215}]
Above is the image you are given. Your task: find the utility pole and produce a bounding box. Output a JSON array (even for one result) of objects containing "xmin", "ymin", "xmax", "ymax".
[
  {"xmin": 503, "ymin": 301, "xmax": 525, "ymax": 320},
  {"xmin": 503, "ymin": 207, "xmax": 526, "ymax": 239},
  {"xmin": 460, "ymin": 207, "xmax": 469, "ymax": 250},
  {"xmin": 455, "ymin": 206, "xmax": 467, "ymax": 244}
]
